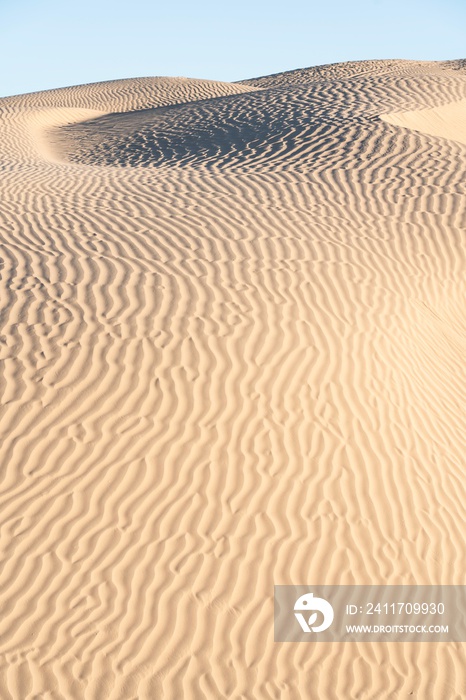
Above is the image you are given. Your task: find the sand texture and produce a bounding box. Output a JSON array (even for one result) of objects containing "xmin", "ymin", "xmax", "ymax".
[{"xmin": 0, "ymin": 60, "xmax": 465, "ymax": 698}]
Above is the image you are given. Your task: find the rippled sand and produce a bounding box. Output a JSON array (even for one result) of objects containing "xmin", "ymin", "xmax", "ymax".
[{"xmin": 0, "ymin": 59, "xmax": 465, "ymax": 699}]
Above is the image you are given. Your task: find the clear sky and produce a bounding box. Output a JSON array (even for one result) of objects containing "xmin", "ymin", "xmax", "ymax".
[{"xmin": 0, "ymin": 0, "xmax": 465, "ymax": 98}]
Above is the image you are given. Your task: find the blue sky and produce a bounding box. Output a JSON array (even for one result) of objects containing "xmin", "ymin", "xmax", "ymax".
[{"xmin": 0, "ymin": 0, "xmax": 464, "ymax": 97}]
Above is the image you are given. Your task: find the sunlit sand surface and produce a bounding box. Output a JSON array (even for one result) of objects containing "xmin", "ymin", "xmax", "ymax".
[{"xmin": 0, "ymin": 59, "xmax": 465, "ymax": 698}]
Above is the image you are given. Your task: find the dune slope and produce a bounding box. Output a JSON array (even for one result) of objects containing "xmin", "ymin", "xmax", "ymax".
[{"xmin": 0, "ymin": 61, "xmax": 465, "ymax": 699}]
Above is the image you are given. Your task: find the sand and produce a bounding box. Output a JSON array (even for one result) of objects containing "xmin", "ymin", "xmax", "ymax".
[
  {"xmin": 382, "ymin": 99, "xmax": 466, "ymax": 146},
  {"xmin": 0, "ymin": 60, "xmax": 465, "ymax": 698}
]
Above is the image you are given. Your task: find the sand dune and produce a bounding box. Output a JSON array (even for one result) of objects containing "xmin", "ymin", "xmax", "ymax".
[{"xmin": 0, "ymin": 60, "xmax": 465, "ymax": 699}]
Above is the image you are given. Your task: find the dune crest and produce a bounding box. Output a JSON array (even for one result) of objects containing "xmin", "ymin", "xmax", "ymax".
[{"xmin": 0, "ymin": 60, "xmax": 465, "ymax": 699}]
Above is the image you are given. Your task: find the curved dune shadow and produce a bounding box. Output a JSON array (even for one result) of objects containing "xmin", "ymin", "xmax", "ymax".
[{"xmin": 52, "ymin": 87, "xmax": 370, "ymax": 170}]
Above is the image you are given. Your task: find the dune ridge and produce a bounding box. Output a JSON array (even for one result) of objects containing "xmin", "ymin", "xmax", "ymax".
[{"xmin": 0, "ymin": 60, "xmax": 465, "ymax": 699}]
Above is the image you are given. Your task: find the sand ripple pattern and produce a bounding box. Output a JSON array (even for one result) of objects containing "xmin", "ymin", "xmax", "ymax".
[
  {"xmin": 0, "ymin": 61, "xmax": 465, "ymax": 699},
  {"xmin": 51, "ymin": 61, "xmax": 466, "ymax": 173}
]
